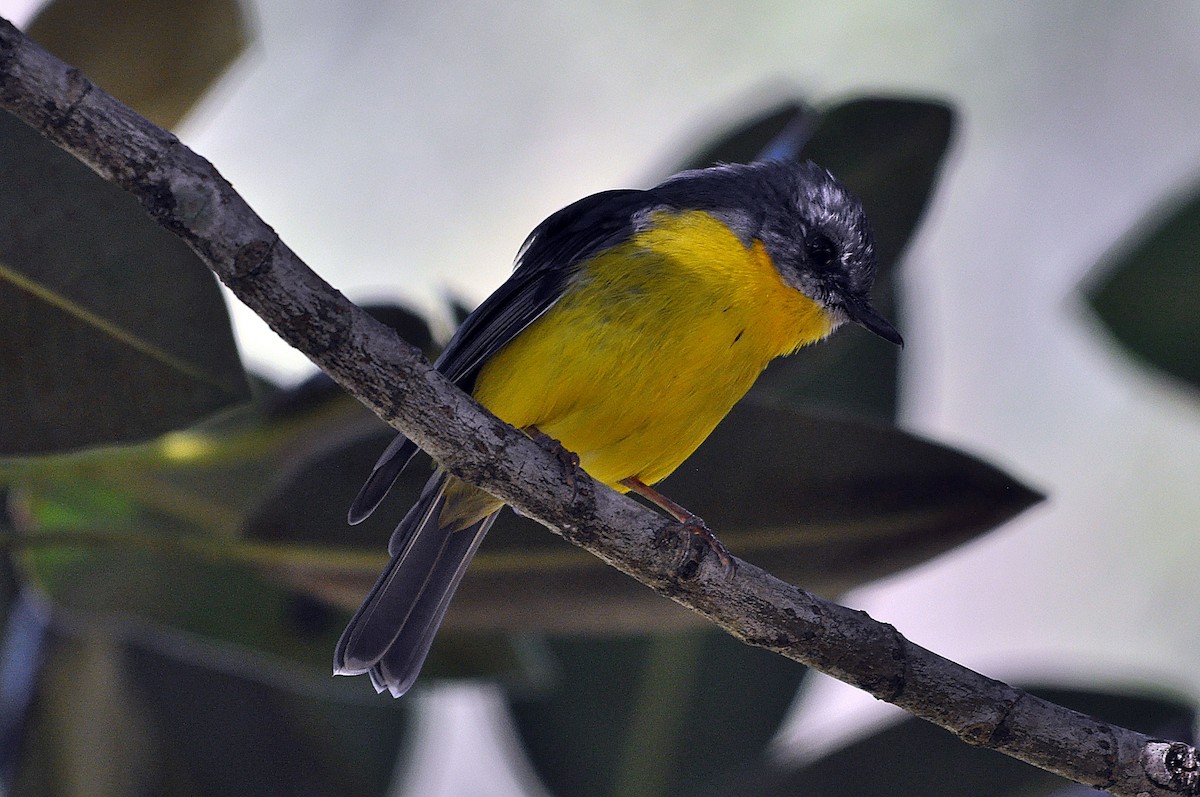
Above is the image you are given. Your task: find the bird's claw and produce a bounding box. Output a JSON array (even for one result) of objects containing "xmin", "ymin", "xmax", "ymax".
[{"xmin": 656, "ymin": 513, "xmax": 736, "ymax": 578}]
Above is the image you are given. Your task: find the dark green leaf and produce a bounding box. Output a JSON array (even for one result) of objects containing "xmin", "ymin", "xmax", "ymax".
[
  {"xmin": 0, "ymin": 110, "xmax": 250, "ymax": 456},
  {"xmin": 672, "ymin": 100, "xmax": 820, "ymax": 170},
  {"xmin": 656, "ymin": 399, "xmax": 1041, "ymax": 594},
  {"xmin": 3, "ymin": 377, "xmax": 529, "ymax": 687},
  {"xmin": 1085, "ymin": 187, "xmax": 1200, "ymax": 390},
  {"xmin": 716, "ymin": 687, "xmax": 1194, "ymax": 797},
  {"xmin": 510, "ymin": 630, "xmax": 806, "ymax": 797},
  {"xmin": 447, "ymin": 294, "xmax": 475, "ymax": 328},
  {"xmin": 5, "ymin": 400, "xmax": 352, "ymax": 673},
  {"xmin": 12, "ymin": 631, "xmax": 155, "ymax": 797},
  {"xmin": 15, "ymin": 628, "xmax": 409, "ymax": 797},
  {"xmin": 126, "ymin": 642, "xmax": 405, "ymax": 797},
  {"xmin": 28, "ymin": 0, "xmax": 248, "ymax": 129},
  {"xmin": 250, "ymin": 400, "xmax": 1040, "ymax": 636}
]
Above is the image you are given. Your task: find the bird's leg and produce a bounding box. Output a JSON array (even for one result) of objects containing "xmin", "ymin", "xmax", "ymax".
[{"xmin": 620, "ymin": 477, "xmax": 735, "ymax": 576}]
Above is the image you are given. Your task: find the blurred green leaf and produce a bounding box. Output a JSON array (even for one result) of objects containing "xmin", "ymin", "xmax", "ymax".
[
  {"xmin": 249, "ymin": 400, "xmax": 1040, "ymax": 637},
  {"xmin": 125, "ymin": 640, "xmax": 404, "ymax": 797},
  {"xmin": 510, "ymin": 630, "xmax": 806, "ymax": 797},
  {"xmin": 716, "ymin": 687, "xmax": 1194, "ymax": 797},
  {"xmin": 12, "ymin": 630, "xmax": 155, "ymax": 797},
  {"xmin": 658, "ymin": 399, "xmax": 1040, "ymax": 593},
  {"xmin": 8, "ymin": 413, "xmax": 350, "ymax": 669},
  {"xmin": 673, "ymin": 100, "xmax": 819, "ymax": 170},
  {"xmin": 28, "ymin": 0, "xmax": 249, "ymax": 129},
  {"xmin": 0, "ymin": 293, "xmax": 528, "ymax": 684},
  {"xmin": 15, "ymin": 625, "xmax": 409, "ymax": 797},
  {"xmin": 447, "ymin": 294, "xmax": 475, "ymax": 328},
  {"xmin": 1085, "ymin": 186, "xmax": 1200, "ymax": 390},
  {"xmin": 362, "ymin": 303, "xmax": 437, "ymax": 357},
  {"xmin": 0, "ymin": 109, "xmax": 250, "ymax": 456},
  {"xmin": 1, "ymin": 382, "xmax": 355, "ymax": 662},
  {"xmin": 3, "ymin": 382, "xmax": 529, "ymax": 688}
]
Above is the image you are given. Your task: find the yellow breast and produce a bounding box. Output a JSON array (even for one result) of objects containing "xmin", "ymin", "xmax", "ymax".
[{"xmin": 471, "ymin": 209, "xmax": 835, "ymax": 489}]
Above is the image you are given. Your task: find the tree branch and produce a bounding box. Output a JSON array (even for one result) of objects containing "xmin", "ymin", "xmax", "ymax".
[{"xmin": 1, "ymin": 17, "xmax": 1194, "ymax": 796}]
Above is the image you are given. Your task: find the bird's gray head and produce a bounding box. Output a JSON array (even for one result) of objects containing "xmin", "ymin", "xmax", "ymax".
[{"xmin": 656, "ymin": 159, "xmax": 902, "ymax": 346}]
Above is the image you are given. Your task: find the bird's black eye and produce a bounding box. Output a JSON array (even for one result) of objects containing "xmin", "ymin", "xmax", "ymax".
[{"xmin": 806, "ymin": 233, "xmax": 838, "ymax": 270}]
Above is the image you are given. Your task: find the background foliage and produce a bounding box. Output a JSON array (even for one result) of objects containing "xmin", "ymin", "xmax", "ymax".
[{"xmin": 2, "ymin": 1, "xmax": 1199, "ymax": 796}]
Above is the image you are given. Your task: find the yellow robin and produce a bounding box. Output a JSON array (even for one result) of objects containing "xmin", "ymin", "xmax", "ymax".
[{"xmin": 335, "ymin": 159, "xmax": 901, "ymax": 696}]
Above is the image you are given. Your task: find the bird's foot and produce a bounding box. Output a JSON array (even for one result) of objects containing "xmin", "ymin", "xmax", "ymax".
[
  {"xmin": 619, "ymin": 476, "xmax": 736, "ymax": 577},
  {"xmin": 654, "ymin": 512, "xmax": 736, "ymax": 579}
]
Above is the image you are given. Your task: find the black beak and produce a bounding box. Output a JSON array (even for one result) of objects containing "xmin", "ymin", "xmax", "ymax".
[{"xmin": 844, "ymin": 299, "xmax": 903, "ymax": 347}]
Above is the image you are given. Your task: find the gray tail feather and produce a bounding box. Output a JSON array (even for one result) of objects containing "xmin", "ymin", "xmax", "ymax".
[
  {"xmin": 334, "ymin": 470, "xmax": 498, "ymax": 697},
  {"xmin": 347, "ymin": 432, "xmax": 421, "ymax": 525}
]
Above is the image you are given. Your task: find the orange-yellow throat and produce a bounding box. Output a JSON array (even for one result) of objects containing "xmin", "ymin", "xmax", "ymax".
[{"xmin": 470, "ymin": 209, "xmax": 835, "ymax": 493}]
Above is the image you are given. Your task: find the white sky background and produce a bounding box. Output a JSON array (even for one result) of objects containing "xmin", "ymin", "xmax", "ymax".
[{"xmin": 7, "ymin": 0, "xmax": 1200, "ymax": 793}]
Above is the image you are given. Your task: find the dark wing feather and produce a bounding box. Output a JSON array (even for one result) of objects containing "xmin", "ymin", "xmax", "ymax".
[
  {"xmin": 347, "ymin": 187, "xmax": 655, "ymax": 524},
  {"xmin": 435, "ymin": 188, "xmax": 651, "ymax": 388},
  {"xmin": 347, "ymin": 434, "xmax": 421, "ymax": 524}
]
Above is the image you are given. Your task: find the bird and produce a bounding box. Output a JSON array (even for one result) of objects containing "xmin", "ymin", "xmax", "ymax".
[{"xmin": 334, "ymin": 158, "xmax": 902, "ymax": 696}]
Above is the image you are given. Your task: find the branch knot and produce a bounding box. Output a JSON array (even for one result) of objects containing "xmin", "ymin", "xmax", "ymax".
[
  {"xmin": 1143, "ymin": 741, "xmax": 1200, "ymax": 793},
  {"xmin": 231, "ymin": 236, "xmax": 278, "ymax": 280}
]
